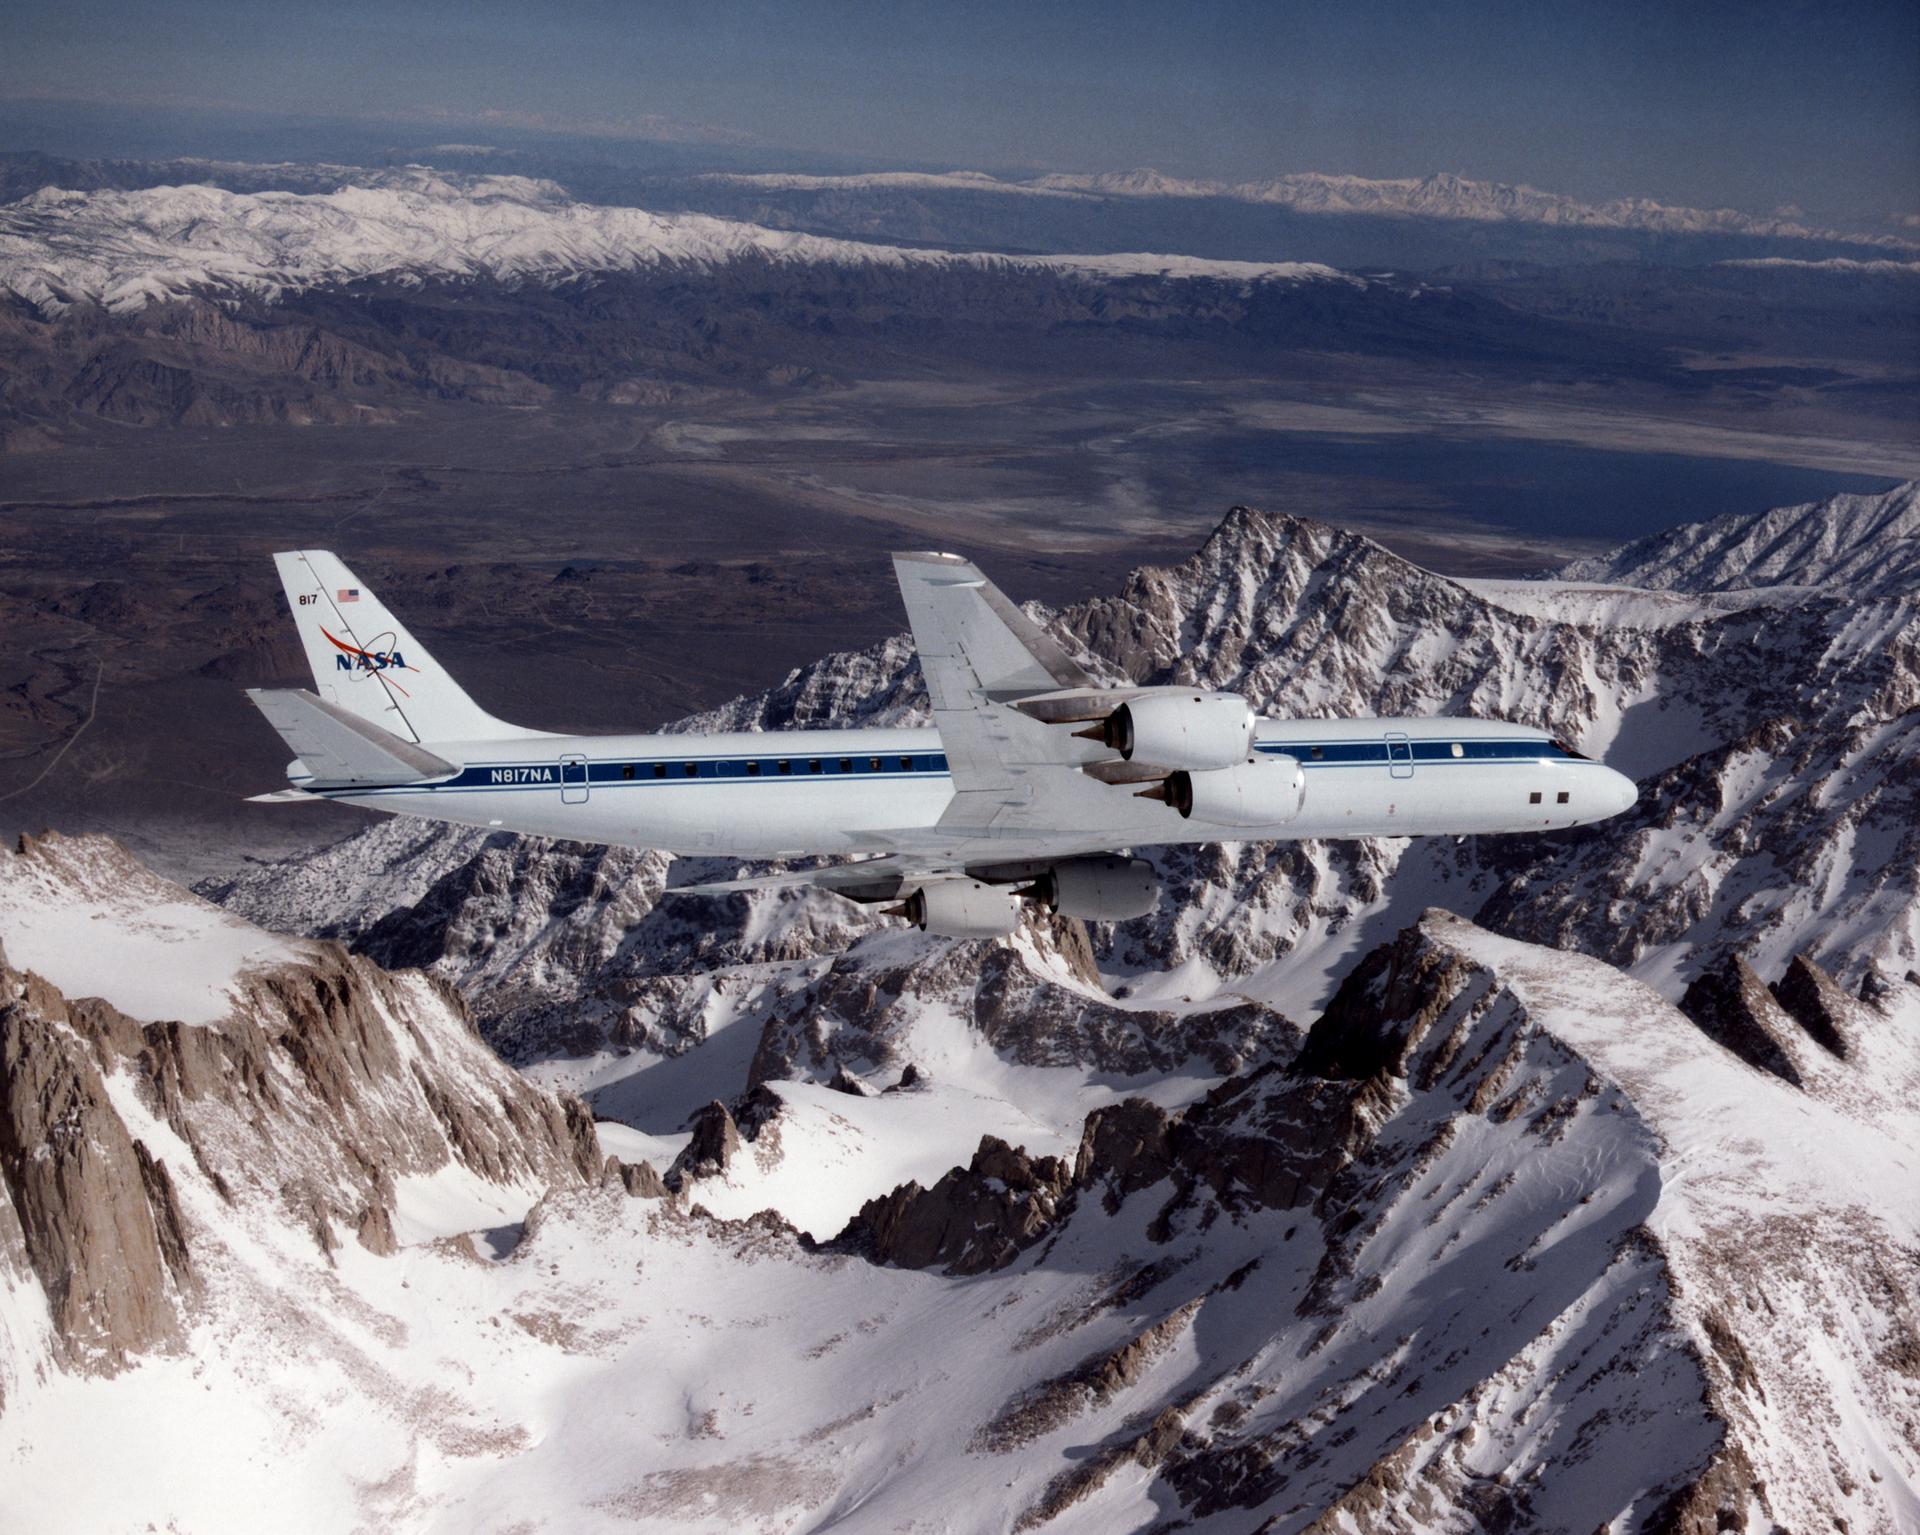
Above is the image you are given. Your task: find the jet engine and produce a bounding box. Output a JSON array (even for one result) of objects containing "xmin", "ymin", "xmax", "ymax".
[
  {"xmin": 1140, "ymin": 754, "xmax": 1306, "ymax": 827},
  {"xmin": 889, "ymin": 880, "xmax": 1020, "ymax": 938},
  {"xmin": 1021, "ymin": 856, "xmax": 1159, "ymax": 921},
  {"xmin": 1077, "ymin": 692, "xmax": 1254, "ymax": 770}
]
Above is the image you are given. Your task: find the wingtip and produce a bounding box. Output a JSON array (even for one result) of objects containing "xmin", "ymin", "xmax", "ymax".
[{"xmin": 892, "ymin": 549, "xmax": 972, "ymax": 566}]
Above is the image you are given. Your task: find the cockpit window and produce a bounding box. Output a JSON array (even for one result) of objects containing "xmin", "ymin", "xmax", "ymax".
[{"xmin": 1550, "ymin": 739, "xmax": 1589, "ymax": 760}]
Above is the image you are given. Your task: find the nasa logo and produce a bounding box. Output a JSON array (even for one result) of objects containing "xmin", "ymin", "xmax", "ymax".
[
  {"xmin": 332, "ymin": 649, "xmax": 408, "ymax": 672},
  {"xmin": 321, "ymin": 627, "xmax": 417, "ymax": 691}
]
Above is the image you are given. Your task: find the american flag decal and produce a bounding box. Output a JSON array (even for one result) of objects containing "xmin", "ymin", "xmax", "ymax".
[{"xmin": 338, "ymin": 588, "xmax": 360, "ymax": 603}]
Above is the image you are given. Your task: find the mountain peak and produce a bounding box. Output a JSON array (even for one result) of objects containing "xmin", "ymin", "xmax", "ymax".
[{"xmin": 1559, "ymin": 479, "xmax": 1919, "ymax": 597}]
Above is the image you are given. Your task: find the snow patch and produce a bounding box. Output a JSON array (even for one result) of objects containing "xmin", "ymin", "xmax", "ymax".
[{"xmin": 0, "ymin": 836, "xmax": 304, "ymax": 1023}]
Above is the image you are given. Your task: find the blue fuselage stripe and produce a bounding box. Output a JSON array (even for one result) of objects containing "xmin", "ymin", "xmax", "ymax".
[{"xmin": 307, "ymin": 736, "xmax": 1592, "ymax": 800}]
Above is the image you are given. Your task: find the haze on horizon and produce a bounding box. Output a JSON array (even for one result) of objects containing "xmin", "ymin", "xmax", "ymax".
[{"xmin": 3, "ymin": 0, "xmax": 1917, "ymax": 229}]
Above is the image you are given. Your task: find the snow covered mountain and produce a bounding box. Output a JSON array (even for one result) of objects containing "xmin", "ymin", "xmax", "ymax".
[
  {"xmin": 8, "ymin": 482, "xmax": 1920, "ymax": 1529},
  {"xmin": 1557, "ymin": 480, "xmax": 1920, "ymax": 597},
  {"xmin": 0, "ymin": 168, "xmax": 1354, "ymax": 316},
  {"xmin": 7, "ymin": 833, "xmax": 1917, "ymax": 1530},
  {"xmin": 710, "ymin": 166, "xmax": 1915, "ymax": 251}
]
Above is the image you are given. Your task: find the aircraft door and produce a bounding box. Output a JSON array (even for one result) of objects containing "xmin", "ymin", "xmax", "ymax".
[
  {"xmin": 561, "ymin": 754, "xmax": 589, "ymax": 804},
  {"xmin": 1386, "ymin": 734, "xmax": 1413, "ymax": 780}
]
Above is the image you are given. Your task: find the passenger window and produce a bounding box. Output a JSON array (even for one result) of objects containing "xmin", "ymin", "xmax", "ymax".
[
  {"xmin": 809, "ymin": 759, "xmax": 822, "ymax": 774},
  {"xmin": 899, "ymin": 755, "xmax": 913, "ymax": 771},
  {"xmin": 1556, "ymin": 790, "xmax": 1570, "ymax": 804},
  {"xmin": 1529, "ymin": 791, "xmax": 1542, "ymax": 804},
  {"xmin": 1310, "ymin": 746, "xmax": 1324, "ymax": 760},
  {"xmin": 870, "ymin": 757, "xmax": 882, "ymax": 772},
  {"xmin": 747, "ymin": 761, "xmax": 761, "ymax": 776},
  {"xmin": 621, "ymin": 765, "xmax": 635, "ymax": 780},
  {"xmin": 839, "ymin": 758, "xmax": 853, "ymax": 773},
  {"xmin": 684, "ymin": 762, "xmax": 698, "ymax": 777},
  {"xmin": 777, "ymin": 760, "xmax": 791, "ymax": 775},
  {"xmin": 653, "ymin": 763, "xmax": 667, "ymax": 779},
  {"xmin": 1451, "ymin": 743, "xmax": 1463, "ymax": 758}
]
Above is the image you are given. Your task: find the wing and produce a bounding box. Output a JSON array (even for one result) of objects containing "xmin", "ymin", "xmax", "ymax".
[
  {"xmin": 664, "ymin": 852, "xmax": 1067, "ymax": 901},
  {"xmin": 891, "ymin": 552, "xmax": 1121, "ymax": 838},
  {"xmin": 891, "ymin": 551, "xmax": 1097, "ymax": 706},
  {"xmin": 666, "ymin": 855, "xmax": 928, "ymax": 902}
]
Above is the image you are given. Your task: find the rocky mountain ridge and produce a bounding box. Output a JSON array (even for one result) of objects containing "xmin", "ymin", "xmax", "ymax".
[
  {"xmin": 9, "ymin": 827, "xmax": 1918, "ymax": 1530},
  {"xmin": 8, "ymin": 161, "xmax": 1619, "ymax": 445},
  {"xmin": 0, "ymin": 832, "xmax": 604, "ymax": 1402},
  {"xmin": 7, "ymin": 155, "xmax": 1905, "ymax": 451},
  {"xmin": 1557, "ymin": 480, "xmax": 1920, "ymax": 597}
]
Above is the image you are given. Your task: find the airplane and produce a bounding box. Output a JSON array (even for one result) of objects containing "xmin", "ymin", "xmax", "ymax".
[{"xmin": 247, "ymin": 549, "xmax": 1638, "ymax": 936}]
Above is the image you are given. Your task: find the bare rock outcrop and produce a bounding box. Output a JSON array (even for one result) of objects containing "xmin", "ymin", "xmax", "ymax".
[
  {"xmin": 840, "ymin": 1136, "xmax": 1075, "ymax": 1275},
  {"xmin": 1678, "ymin": 955, "xmax": 1806, "ymax": 1086},
  {"xmin": 1292, "ymin": 922, "xmax": 1485, "ymax": 1083},
  {"xmin": 666, "ymin": 1100, "xmax": 744, "ymax": 1191},
  {"xmin": 0, "ymin": 955, "xmax": 193, "ymax": 1372},
  {"xmin": 836, "ymin": 931, "xmax": 1436, "ymax": 1279},
  {"xmin": 1769, "ymin": 952, "xmax": 1858, "ymax": 1059},
  {"xmin": 744, "ymin": 936, "xmax": 1291, "ymax": 1093},
  {"xmin": 605, "ymin": 1156, "xmax": 668, "ymax": 1199}
]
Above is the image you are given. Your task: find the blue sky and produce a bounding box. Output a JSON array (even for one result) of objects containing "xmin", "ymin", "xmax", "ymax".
[{"xmin": 4, "ymin": 0, "xmax": 1915, "ymax": 222}]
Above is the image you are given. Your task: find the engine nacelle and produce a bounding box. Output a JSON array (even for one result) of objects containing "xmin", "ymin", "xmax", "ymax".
[
  {"xmin": 1085, "ymin": 692, "xmax": 1255, "ymax": 770},
  {"xmin": 894, "ymin": 880, "xmax": 1020, "ymax": 938},
  {"xmin": 1151, "ymin": 754, "xmax": 1306, "ymax": 828},
  {"xmin": 1028, "ymin": 856, "xmax": 1160, "ymax": 922}
]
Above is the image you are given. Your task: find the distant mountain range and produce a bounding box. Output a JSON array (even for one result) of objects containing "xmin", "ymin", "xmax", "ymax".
[
  {"xmin": 3, "ymin": 158, "xmax": 1911, "ymax": 451},
  {"xmin": 0, "ymin": 168, "xmax": 1354, "ymax": 316},
  {"xmin": 706, "ymin": 166, "xmax": 1918, "ymax": 251}
]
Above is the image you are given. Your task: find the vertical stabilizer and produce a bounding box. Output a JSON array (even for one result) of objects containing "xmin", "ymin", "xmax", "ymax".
[{"xmin": 271, "ymin": 550, "xmax": 541, "ymax": 744}]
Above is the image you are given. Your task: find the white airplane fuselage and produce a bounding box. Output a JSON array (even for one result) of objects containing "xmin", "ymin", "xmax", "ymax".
[
  {"xmin": 255, "ymin": 546, "xmax": 1639, "ymax": 935},
  {"xmin": 300, "ymin": 714, "xmax": 1637, "ymax": 859}
]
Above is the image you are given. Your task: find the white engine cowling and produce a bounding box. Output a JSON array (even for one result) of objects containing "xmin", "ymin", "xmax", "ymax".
[
  {"xmin": 1156, "ymin": 754, "xmax": 1305, "ymax": 827},
  {"xmin": 1094, "ymin": 692, "xmax": 1255, "ymax": 769},
  {"xmin": 897, "ymin": 880, "xmax": 1020, "ymax": 938},
  {"xmin": 1031, "ymin": 856, "xmax": 1159, "ymax": 921}
]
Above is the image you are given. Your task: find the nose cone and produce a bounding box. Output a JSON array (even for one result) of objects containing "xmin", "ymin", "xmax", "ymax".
[{"xmin": 1603, "ymin": 768, "xmax": 1639, "ymax": 819}]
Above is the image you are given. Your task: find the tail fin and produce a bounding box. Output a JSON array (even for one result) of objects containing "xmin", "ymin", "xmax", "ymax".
[{"xmin": 272, "ymin": 551, "xmax": 542, "ymax": 745}]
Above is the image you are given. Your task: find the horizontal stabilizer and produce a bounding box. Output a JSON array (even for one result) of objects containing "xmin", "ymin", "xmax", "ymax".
[{"xmin": 246, "ymin": 688, "xmax": 458, "ymax": 788}]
